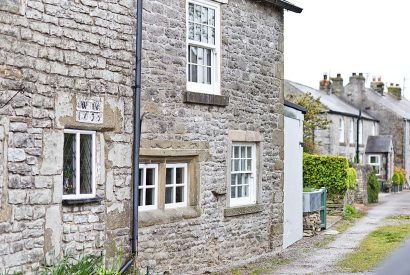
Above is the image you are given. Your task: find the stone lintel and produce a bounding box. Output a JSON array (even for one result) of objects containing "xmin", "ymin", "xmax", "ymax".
[{"xmin": 228, "ymin": 130, "xmax": 263, "ymax": 142}]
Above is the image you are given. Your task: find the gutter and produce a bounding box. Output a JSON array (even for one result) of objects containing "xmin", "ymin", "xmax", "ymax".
[
  {"xmin": 120, "ymin": 0, "xmax": 143, "ymax": 272},
  {"xmin": 263, "ymin": 0, "xmax": 303, "ymax": 13},
  {"xmin": 325, "ymin": 110, "xmax": 380, "ymax": 123}
]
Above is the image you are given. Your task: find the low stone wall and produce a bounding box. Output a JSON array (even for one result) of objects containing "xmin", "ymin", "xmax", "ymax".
[
  {"xmin": 327, "ymin": 194, "xmax": 344, "ymax": 216},
  {"xmin": 303, "ymin": 211, "xmax": 320, "ymax": 237}
]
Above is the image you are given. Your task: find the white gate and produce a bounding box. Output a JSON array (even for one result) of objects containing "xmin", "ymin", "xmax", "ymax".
[{"xmin": 283, "ymin": 106, "xmax": 304, "ymax": 249}]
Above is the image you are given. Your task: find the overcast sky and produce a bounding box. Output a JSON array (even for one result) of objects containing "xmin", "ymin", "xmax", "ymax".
[{"xmin": 284, "ymin": 0, "xmax": 410, "ymax": 98}]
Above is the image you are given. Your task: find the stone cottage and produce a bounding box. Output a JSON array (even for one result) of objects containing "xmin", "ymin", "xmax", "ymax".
[
  {"xmin": 365, "ymin": 135, "xmax": 394, "ymax": 183},
  {"xmin": 333, "ymin": 73, "xmax": 410, "ymax": 181},
  {"xmin": 285, "ymin": 79, "xmax": 379, "ymax": 163},
  {"xmin": 0, "ymin": 0, "xmax": 302, "ymax": 273}
]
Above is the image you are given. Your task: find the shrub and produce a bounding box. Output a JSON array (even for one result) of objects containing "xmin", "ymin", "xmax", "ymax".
[
  {"xmin": 346, "ymin": 168, "xmax": 357, "ymax": 190},
  {"xmin": 368, "ymin": 171, "xmax": 379, "ymax": 203},
  {"xmin": 392, "ymin": 172, "xmax": 401, "ymax": 186},
  {"xmin": 394, "ymin": 167, "xmax": 406, "ymax": 185},
  {"xmin": 344, "ymin": 204, "xmax": 360, "ymax": 221},
  {"xmin": 303, "ymin": 153, "xmax": 349, "ymax": 196}
]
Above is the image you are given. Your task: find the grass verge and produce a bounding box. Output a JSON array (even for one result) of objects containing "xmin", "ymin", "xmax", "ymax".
[
  {"xmin": 386, "ymin": 215, "xmax": 410, "ymax": 220},
  {"xmin": 226, "ymin": 257, "xmax": 290, "ymax": 275},
  {"xmin": 338, "ymin": 223, "xmax": 410, "ymax": 272}
]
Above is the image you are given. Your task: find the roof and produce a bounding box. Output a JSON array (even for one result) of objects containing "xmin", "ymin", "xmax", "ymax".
[
  {"xmin": 284, "ymin": 100, "xmax": 306, "ymax": 114},
  {"xmin": 360, "ymin": 88, "xmax": 410, "ymax": 120},
  {"xmin": 263, "ymin": 0, "xmax": 303, "ymax": 13},
  {"xmin": 285, "ymin": 80, "xmax": 378, "ymax": 121},
  {"xmin": 365, "ymin": 135, "xmax": 393, "ymax": 153}
]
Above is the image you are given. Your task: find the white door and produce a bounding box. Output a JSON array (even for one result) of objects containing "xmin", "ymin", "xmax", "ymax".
[{"xmin": 283, "ymin": 114, "xmax": 304, "ymax": 249}]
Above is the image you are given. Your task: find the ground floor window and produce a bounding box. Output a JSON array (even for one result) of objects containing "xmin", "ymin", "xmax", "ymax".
[
  {"xmin": 139, "ymin": 164, "xmax": 159, "ymax": 211},
  {"xmin": 63, "ymin": 129, "xmax": 96, "ymax": 200},
  {"xmin": 230, "ymin": 143, "xmax": 257, "ymax": 207},
  {"xmin": 369, "ymin": 155, "xmax": 381, "ymax": 175}
]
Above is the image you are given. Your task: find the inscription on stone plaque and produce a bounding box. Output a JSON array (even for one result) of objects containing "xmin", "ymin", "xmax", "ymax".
[{"xmin": 76, "ymin": 97, "xmax": 104, "ymax": 124}]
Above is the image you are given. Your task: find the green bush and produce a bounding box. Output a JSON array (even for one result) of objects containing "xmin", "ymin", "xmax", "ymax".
[
  {"xmin": 346, "ymin": 168, "xmax": 357, "ymax": 190},
  {"xmin": 392, "ymin": 172, "xmax": 401, "ymax": 186},
  {"xmin": 368, "ymin": 171, "xmax": 379, "ymax": 203},
  {"xmin": 303, "ymin": 153, "xmax": 349, "ymax": 196},
  {"xmin": 40, "ymin": 254, "xmax": 121, "ymax": 275},
  {"xmin": 344, "ymin": 204, "xmax": 360, "ymax": 221}
]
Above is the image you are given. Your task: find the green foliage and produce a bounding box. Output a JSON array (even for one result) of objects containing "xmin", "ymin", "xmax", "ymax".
[
  {"xmin": 367, "ymin": 171, "xmax": 379, "ymax": 203},
  {"xmin": 392, "ymin": 172, "xmax": 401, "ymax": 186},
  {"xmin": 344, "ymin": 205, "xmax": 360, "ymax": 221},
  {"xmin": 39, "ymin": 254, "xmax": 121, "ymax": 275},
  {"xmin": 346, "ymin": 168, "xmax": 357, "ymax": 190},
  {"xmin": 303, "ymin": 153, "xmax": 349, "ymax": 196},
  {"xmin": 393, "ymin": 167, "xmax": 406, "ymax": 186},
  {"xmin": 303, "ymin": 187, "xmax": 316, "ymax": 192},
  {"xmin": 286, "ymin": 92, "xmax": 330, "ymax": 153}
]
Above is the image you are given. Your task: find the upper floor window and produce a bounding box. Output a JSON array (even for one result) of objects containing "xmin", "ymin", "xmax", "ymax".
[
  {"xmin": 63, "ymin": 129, "xmax": 96, "ymax": 200},
  {"xmin": 349, "ymin": 119, "xmax": 354, "ymax": 144},
  {"xmin": 339, "ymin": 118, "xmax": 345, "ymax": 143},
  {"xmin": 187, "ymin": 0, "xmax": 220, "ymax": 95},
  {"xmin": 359, "ymin": 120, "xmax": 363, "ymax": 144},
  {"xmin": 230, "ymin": 143, "xmax": 257, "ymax": 207}
]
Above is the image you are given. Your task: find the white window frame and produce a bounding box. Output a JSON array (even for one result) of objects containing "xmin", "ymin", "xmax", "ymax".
[
  {"xmin": 368, "ymin": 155, "xmax": 381, "ymax": 175},
  {"xmin": 63, "ymin": 129, "xmax": 96, "ymax": 200},
  {"xmin": 230, "ymin": 143, "xmax": 257, "ymax": 207},
  {"xmin": 186, "ymin": 0, "xmax": 221, "ymax": 95},
  {"xmin": 164, "ymin": 163, "xmax": 188, "ymax": 209},
  {"xmin": 138, "ymin": 164, "xmax": 159, "ymax": 211},
  {"xmin": 359, "ymin": 120, "xmax": 363, "ymax": 144},
  {"xmin": 339, "ymin": 117, "xmax": 345, "ymax": 143},
  {"xmin": 349, "ymin": 119, "xmax": 354, "ymax": 144}
]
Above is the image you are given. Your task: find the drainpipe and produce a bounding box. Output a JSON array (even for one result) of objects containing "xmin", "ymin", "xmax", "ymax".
[
  {"xmin": 120, "ymin": 0, "xmax": 143, "ymax": 272},
  {"xmin": 356, "ymin": 110, "xmax": 361, "ymax": 163}
]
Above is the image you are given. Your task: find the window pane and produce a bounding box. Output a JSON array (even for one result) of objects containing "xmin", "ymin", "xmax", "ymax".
[
  {"xmin": 201, "ymin": 26, "xmax": 208, "ymax": 43},
  {"xmin": 206, "ymin": 67, "xmax": 211, "ymax": 84},
  {"xmin": 231, "ymin": 174, "xmax": 237, "ymax": 186},
  {"xmin": 176, "ymin": 186, "xmax": 184, "ymax": 203},
  {"xmin": 197, "ymin": 66, "xmax": 204, "ymax": 83},
  {"xmin": 247, "ymin": 146, "xmax": 252, "ymax": 158},
  {"xmin": 189, "ymin": 46, "xmax": 197, "ymax": 64},
  {"xmin": 241, "ymin": 146, "xmax": 246, "ymax": 158},
  {"xmin": 209, "ymin": 27, "xmax": 215, "ymax": 44},
  {"xmin": 247, "ymin": 159, "xmax": 252, "ymax": 171},
  {"xmin": 166, "ymin": 168, "xmax": 173, "ymax": 185},
  {"xmin": 188, "ymin": 3, "xmax": 194, "ymax": 21},
  {"xmin": 194, "ymin": 4, "xmax": 201, "ymax": 23},
  {"xmin": 138, "ymin": 189, "xmax": 143, "ymax": 206},
  {"xmin": 63, "ymin": 133, "xmax": 76, "ymax": 195},
  {"xmin": 208, "ymin": 8, "xmax": 215, "ymax": 26},
  {"xmin": 80, "ymin": 134, "xmax": 92, "ymax": 194},
  {"xmin": 241, "ymin": 159, "xmax": 245, "ymax": 171},
  {"xmin": 146, "ymin": 168, "xmax": 155, "ymax": 186},
  {"xmin": 139, "ymin": 168, "xmax": 143, "ymax": 186},
  {"xmin": 238, "ymin": 186, "xmax": 242, "ymax": 198},
  {"xmin": 237, "ymin": 174, "xmax": 242, "ymax": 185},
  {"xmin": 197, "ymin": 47, "xmax": 204, "ymax": 65},
  {"xmin": 194, "ymin": 23, "xmax": 201, "ymax": 41},
  {"xmin": 165, "ymin": 187, "xmax": 173, "ymax": 204},
  {"xmin": 176, "ymin": 167, "xmax": 184, "ymax": 184},
  {"xmin": 188, "ymin": 23, "xmax": 194, "ymax": 40},
  {"xmin": 201, "ymin": 6, "xmax": 208, "ymax": 24},
  {"xmin": 244, "ymin": 185, "xmax": 249, "ymax": 197},
  {"xmin": 205, "ymin": 49, "xmax": 211, "ymax": 66},
  {"xmin": 231, "ymin": 186, "xmax": 236, "ymax": 198},
  {"xmin": 233, "ymin": 159, "xmax": 239, "ymax": 171},
  {"xmin": 145, "ymin": 188, "xmax": 154, "ymax": 206},
  {"xmin": 234, "ymin": 146, "xmax": 239, "ymax": 158}
]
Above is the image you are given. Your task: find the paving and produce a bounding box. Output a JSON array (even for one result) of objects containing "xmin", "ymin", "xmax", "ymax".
[{"xmin": 273, "ymin": 191, "xmax": 410, "ymax": 275}]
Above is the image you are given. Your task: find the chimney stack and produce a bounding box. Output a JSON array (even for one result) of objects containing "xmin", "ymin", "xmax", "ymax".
[
  {"xmin": 330, "ymin": 73, "xmax": 344, "ymax": 95},
  {"xmin": 388, "ymin": 83, "xmax": 402, "ymax": 100},
  {"xmin": 319, "ymin": 74, "xmax": 332, "ymax": 93},
  {"xmin": 349, "ymin": 72, "xmax": 365, "ymax": 90},
  {"xmin": 370, "ymin": 76, "xmax": 384, "ymax": 96}
]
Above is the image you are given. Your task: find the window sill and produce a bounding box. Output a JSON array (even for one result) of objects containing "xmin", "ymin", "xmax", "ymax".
[
  {"xmin": 62, "ymin": 196, "xmax": 103, "ymax": 206},
  {"xmin": 139, "ymin": 206, "xmax": 201, "ymax": 227},
  {"xmin": 184, "ymin": 91, "xmax": 228, "ymax": 106},
  {"xmin": 224, "ymin": 204, "xmax": 264, "ymax": 217}
]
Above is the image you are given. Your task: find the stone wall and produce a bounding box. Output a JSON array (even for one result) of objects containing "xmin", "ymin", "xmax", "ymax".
[
  {"xmin": 0, "ymin": 0, "xmax": 286, "ymax": 274},
  {"xmin": 355, "ymin": 165, "xmax": 372, "ymax": 204}
]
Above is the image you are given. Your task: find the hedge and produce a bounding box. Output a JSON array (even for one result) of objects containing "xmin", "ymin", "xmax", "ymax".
[
  {"xmin": 303, "ymin": 153, "xmax": 350, "ymax": 196},
  {"xmin": 368, "ymin": 171, "xmax": 379, "ymax": 203},
  {"xmin": 346, "ymin": 168, "xmax": 358, "ymax": 190}
]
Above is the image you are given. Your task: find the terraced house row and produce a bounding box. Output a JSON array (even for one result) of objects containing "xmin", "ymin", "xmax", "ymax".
[{"xmin": 0, "ymin": 0, "xmax": 302, "ymax": 273}]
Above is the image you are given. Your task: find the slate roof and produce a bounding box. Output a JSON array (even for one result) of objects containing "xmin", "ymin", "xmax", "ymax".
[
  {"xmin": 263, "ymin": 0, "xmax": 303, "ymax": 13},
  {"xmin": 284, "ymin": 100, "xmax": 306, "ymax": 114},
  {"xmin": 361, "ymin": 88, "xmax": 410, "ymax": 120},
  {"xmin": 285, "ymin": 80, "xmax": 378, "ymax": 121},
  {"xmin": 365, "ymin": 135, "xmax": 393, "ymax": 153}
]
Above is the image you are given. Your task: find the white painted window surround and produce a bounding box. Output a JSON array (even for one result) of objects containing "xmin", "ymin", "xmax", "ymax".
[
  {"xmin": 165, "ymin": 163, "xmax": 188, "ymax": 209},
  {"xmin": 138, "ymin": 164, "xmax": 159, "ymax": 211},
  {"xmin": 369, "ymin": 155, "xmax": 381, "ymax": 175},
  {"xmin": 63, "ymin": 129, "xmax": 96, "ymax": 200},
  {"xmin": 349, "ymin": 119, "xmax": 354, "ymax": 144},
  {"xmin": 186, "ymin": 0, "xmax": 221, "ymax": 95},
  {"xmin": 230, "ymin": 143, "xmax": 257, "ymax": 207},
  {"xmin": 339, "ymin": 118, "xmax": 345, "ymax": 143}
]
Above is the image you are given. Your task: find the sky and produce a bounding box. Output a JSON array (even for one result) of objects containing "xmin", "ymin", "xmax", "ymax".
[{"xmin": 284, "ymin": 0, "xmax": 410, "ymax": 98}]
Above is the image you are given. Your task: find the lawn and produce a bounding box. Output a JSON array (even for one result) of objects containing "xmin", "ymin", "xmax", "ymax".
[{"xmin": 338, "ymin": 223, "xmax": 410, "ymax": 272}]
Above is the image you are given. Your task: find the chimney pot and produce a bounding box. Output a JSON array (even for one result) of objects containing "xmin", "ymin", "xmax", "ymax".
[
  {"xmin": 378, "ymin": 76, "xmax": 382, "ymax": 81},
  {"xmin": 396, "ymin": 84, "xmax": 400, "ymax": 87},
  {"xmin": 352, "ymin": 73, "xmax": 356, "ymax": 76},
  {"xmin": 337, "ymin": 73, "xmax": 341, "ymax": 78},
  {"xmin": 359, "ymin": 73, "xmax": 363, "ymax": 77},
  {"xmin": 390, "ymin": 83, "xmax": 394, "ymax": 86}
]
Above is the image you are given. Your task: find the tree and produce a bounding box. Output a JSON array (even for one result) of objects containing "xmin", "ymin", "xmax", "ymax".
[{"xmin": 286, "ymin": 92, "xmax": 330, "ymax": 153}]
